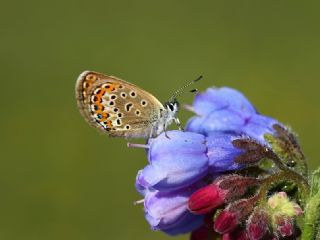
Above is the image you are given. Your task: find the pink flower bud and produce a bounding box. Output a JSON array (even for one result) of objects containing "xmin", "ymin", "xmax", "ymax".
[
  {"xmin": 274, "ymin": 215, "xmax": 294, "ymax": 237},
  {"xmin": 214, "ymin": 196, "xmax": 259, "ymax": 234},
  {"xmin": 246, "ymin": 208, "xmax": 270, "ymax": 240},
  {"xmin": 214, "ymin": 210, "xmax": 238, "ymax": 234},
  {"xmin": 188, "ymin": 184, "xmax": 227, "ymax": 214},
  {"xmin": 267, "ymin": 192, "xmax": 303, "ymax": 217}
]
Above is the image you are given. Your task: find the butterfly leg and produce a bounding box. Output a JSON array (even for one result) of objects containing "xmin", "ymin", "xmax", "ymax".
[
  {"xmin": 149, "ymin": 128, "xmax": 154, "ymax": 139},
  {"xmin": 174, "ymin": 118, "xmax": 184, "ymax": 131},
  {"xmin": 163, "ymin": 123, "xmax": 171, "ymax": 139}
]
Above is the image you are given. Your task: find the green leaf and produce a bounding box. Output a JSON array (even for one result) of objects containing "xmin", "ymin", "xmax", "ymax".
[{"xmin": 311, "ymin": 167, "xmax": 320, "ymax": 197}]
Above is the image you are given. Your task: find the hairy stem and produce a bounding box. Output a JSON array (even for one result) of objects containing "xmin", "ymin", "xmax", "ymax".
[{"xmin": 258, "ymin": 170, "xmax": 310, "ymax": 206}]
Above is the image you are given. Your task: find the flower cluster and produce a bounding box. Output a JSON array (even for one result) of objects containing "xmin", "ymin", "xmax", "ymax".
[{"xmin": 132, "ymin": 87, "xmax": 309, "ymax": 239}]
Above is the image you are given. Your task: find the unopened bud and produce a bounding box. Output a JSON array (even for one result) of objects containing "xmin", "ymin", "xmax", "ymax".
[
  {"xmin": 274, "ymin": 214, "xmax": 294, "ymax": 237},
  {"xmin": 214, "ymin": 196, "xmax": 258, "ymax": 234},
  {"xmin": 188, "ymin": 184, "xmax": 226, "ymax": 215},
  {"xmin": 246, "ymin": 208, "xmax": 270, "ymax": 240}
]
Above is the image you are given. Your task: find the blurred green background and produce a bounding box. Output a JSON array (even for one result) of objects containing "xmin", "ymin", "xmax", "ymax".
[{"xmin": 1, "ymin": 0, "xmax": 319, "ymax": 239}]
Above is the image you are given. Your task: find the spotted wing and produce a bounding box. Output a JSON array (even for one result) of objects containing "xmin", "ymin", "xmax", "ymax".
[{"xmin": 75, "ymin": 71, "xmax": 165, "ymax": 138}]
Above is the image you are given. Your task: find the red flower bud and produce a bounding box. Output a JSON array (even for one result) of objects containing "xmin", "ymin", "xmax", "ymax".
[
  {"xmin": 246, "ymin": 208, "xmax": 270, "ymax": 240},
  {"xmin": 188, "ymin": 175, "xmax": 259, "ymax": 215},
  {"xmin": 213, "ymin": 210, "xmax": 238, "ymax": 234},
  {"xmin": 274, "ymin": 215, "xmax": 294, "ymax": 237},
  {"xmin": 214, "ymin": 196, "xmax": 259, "ymax": 234},
  {"xmin": 188, "ymin": 184, "xmax": 227, "ymax": 214}
]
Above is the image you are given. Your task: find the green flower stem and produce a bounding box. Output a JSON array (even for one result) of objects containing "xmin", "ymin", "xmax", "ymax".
[
  {"xmin": 302, "ymin": 167, "xmax": 320, "ymax": 240},
  {"xmin": 265, "ymin": 148, "xmax": 289, "ymax": 171},
  {"xmin": 301, "ymin": 192, "xmax": 320, "ymax": 240},
  {"xmin": 258, "ymin": 170, "xmax": 310, "ymax": 206}
]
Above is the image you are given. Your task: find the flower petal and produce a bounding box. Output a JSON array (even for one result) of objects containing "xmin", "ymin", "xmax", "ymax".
[
  {"xmin": 144, "ymin": 186, "xmax": 204, "ymax": 235},
  {"xmin": 242, "ymin": 114, "xmax": 279, "ymax": 143},
  {"xmin": 139, "ymin": 131, "xmax": 209, "ymax": 191},
  {"xmin": 206, "ymin": 133, "xmax": 244, "ymax": 172},
  {"xmin": 186, "ymin": 108, "xmax": 247, "ymax": 135},
  {"xmin": 192, "ymin": 87, "xmax": 257, "ymax": 116}
]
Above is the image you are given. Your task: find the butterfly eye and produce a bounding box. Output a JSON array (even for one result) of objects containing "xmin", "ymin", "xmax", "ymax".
[{"xmin": 168, "ymin": 104, "xmax": 174, "ymax": 111}]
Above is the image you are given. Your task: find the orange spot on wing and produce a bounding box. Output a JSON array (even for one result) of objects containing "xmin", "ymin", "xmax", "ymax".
[
  {"xmin": 95, "ymin": 96, "xmax": 102, "ymax": 104},
  {"xmin": 97, "ymin": 89, "xmax": 106, "ymax": 97},
  {"xmin": 106, "ymin": 120, "xmax": 113, "ymax": 127}
]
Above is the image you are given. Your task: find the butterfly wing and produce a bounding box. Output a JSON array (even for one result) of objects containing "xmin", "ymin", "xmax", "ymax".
[{"xmin": 75, "ymin": 71, "xmax": 165, "ymax": 138}]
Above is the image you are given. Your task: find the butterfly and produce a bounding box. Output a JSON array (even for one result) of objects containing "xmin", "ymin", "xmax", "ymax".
[{"xmin": 75, "ymin": 71, "xmax": 201, "ymax": 139}]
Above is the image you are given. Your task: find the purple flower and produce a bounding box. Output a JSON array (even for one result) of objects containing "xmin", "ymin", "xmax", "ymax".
[
  {"xmin": 143, "ymin": 185, "xmax": 204, "ymax": 236},
  {"xmin": 137, "ymin": 131, "xmax": 209, "ymax": 192},
  {"xmin": 136, "ymin": 131, "xmax": 244, "ymax": 192},
  {"xmin": 191, "ymin": 87, "xmax": 257, "ymax": 116},
  {"xmin": 186, "ymin": 87, "xmax": 279, "ymax": 144}
]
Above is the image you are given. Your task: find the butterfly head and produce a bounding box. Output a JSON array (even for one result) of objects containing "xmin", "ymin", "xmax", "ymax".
[
  {"xmin": 164, "ymin": 98, "xmax": 179, "ymax": 116},
  {"xmin": 164, "ymin": 75, "xmax": 202, "ymax": 115}
]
